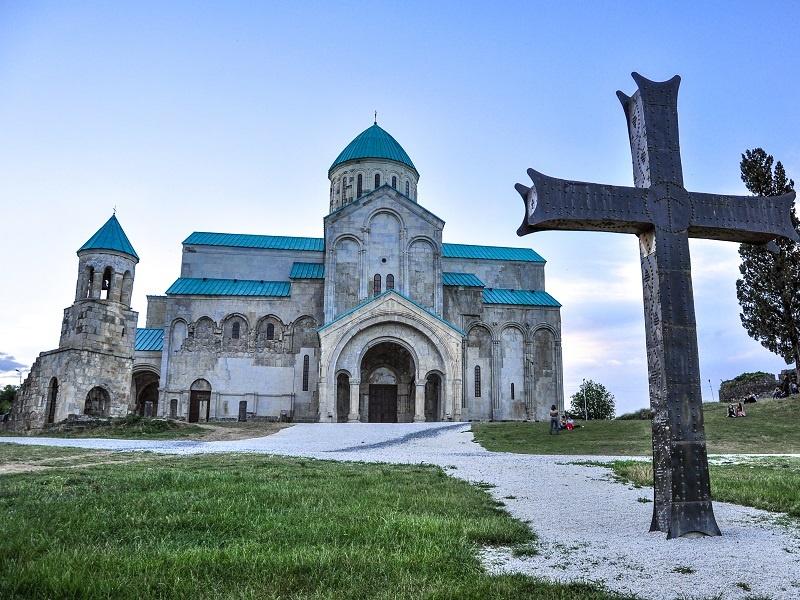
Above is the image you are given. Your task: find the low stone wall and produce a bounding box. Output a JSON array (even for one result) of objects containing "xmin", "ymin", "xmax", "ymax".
[{"xmin": 719, "ymin": 373, "xmax": 777, "ymax": 403}]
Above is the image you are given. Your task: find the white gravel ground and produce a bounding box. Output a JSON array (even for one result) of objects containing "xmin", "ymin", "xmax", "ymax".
[{"xmin": 3, "ymin": 423, "xmax": 799, "ymax": 600}]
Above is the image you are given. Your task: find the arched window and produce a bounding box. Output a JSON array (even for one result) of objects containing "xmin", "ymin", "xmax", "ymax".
[
  {"xmin": 266, "ymin": 323, "xmax": 275, "ymax": 340},
  {"xmin": 84, "ymin": 267, "xmax": 94, "ymax": 298},
  {"xmin": 511, "ymin": 382, "xmax": 515, "ymax": 400},
  {"xmin": 302, "ymin": 355, "xmax": 310, "ymax": 391},
  {"xmin": 357, "ymin": 174, "xmax": 363, "ymax": 197},
  {"xmin": 101, "ymin": 267, "xmax": 113, "ymax": 300},
  {"xmin": 386, "ymin": 274, "xmax": 395, "ymax": 290},
  {"xmin": 392, "ymin": 176, "xmax": 397, "ymax": 189},
  {"xmin": 374, "ymin": 173, "xmax": 380, "ymax": 188},
  {"xmin": 474, "ymin": 366, "xmax": 481, "ymax": 398},
  {"xmin": 373, "ymin": 274, "xmax": 382, "ymax": 295},
  {"xmin": 405, "ymin": 181, "xmax": 410, "ymax": 196},
  {"xmin": 232, "ymin": 321, "xmax": 240, "ymax": 339}
]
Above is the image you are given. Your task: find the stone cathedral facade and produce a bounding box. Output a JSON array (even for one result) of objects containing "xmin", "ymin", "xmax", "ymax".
[{"xmin": 13, "ymin": 123, "xmax": 563, "ymax": 429}]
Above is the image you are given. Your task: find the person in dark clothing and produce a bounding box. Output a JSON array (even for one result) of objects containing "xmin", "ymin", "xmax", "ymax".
[{"xmin": 549, "ymin": 404, "xmax": 560, "ymax": 435}]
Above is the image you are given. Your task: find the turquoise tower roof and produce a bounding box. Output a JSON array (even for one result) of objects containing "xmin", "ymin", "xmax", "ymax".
[
  {"xmin": 78, "ymin": 215, "xmax": 139, "ymax": 261},
  {"xmin": 329, "ymin": 123, "xmax": 417, "ymax": 175}
]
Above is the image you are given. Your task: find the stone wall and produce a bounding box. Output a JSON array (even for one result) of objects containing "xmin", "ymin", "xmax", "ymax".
[{"xmin": 719, "ymin": 373, "xmax": 778, "ymax": 403}]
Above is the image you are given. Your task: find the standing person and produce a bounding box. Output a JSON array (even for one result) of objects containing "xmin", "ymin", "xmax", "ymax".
[{"xmin": 549, "ymin": 404, "xmax": 560, "ymax": 435}]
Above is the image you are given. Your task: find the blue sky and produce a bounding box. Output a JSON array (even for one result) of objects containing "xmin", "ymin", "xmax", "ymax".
[{"xmin": 1, "ymin": 1, "xmax": 798, "ymax": 412}]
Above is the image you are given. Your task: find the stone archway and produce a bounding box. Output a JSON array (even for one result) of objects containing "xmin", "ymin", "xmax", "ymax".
[
  {"xmin": 360, "ymin": 342, "xmax": 415, "ymax": 423},
  {"xmin": 84, "ymin": 387, "xmax": 110, "ymax": 417},
  {"xmin": 425, "ymin": 372, "xmax": 443, "ymax": 422},
  {"xmin": 133, "ymin": 369, "xmax": 160, "ymax": 417},
  {"xmin": 46, "ymin": 377, "xmax": 58, "ymax": 424},
  {"xmin": 189, "ymin": 379, "xmax": 211, "ymax": 423}
]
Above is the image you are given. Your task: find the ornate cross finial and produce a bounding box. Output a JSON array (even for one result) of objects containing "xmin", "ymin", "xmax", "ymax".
[
  {"xmin": 113, "ymin": 205, "xmax": 117, "ymax": 215},
  {"xmin": 374, "ymin": 110, "xmax": 377, "ymax": 125}
]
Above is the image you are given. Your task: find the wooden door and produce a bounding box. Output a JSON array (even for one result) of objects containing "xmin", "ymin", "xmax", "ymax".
[{"xmin": 368, "ymin": 385, "xmax": 398, "ymax": 423}]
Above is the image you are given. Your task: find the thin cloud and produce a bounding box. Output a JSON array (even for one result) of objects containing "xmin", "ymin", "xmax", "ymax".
[{"xmin": 0, "ymin": 352, "xmax": 25, "ymax": 373}]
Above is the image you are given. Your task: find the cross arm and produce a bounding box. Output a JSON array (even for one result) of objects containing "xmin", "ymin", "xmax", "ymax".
[
  {"xmin": 516, "ymin": 168, "xmax": 651, "ymax": 236},
  {"xmin": 688, "ymin": 190, "xmax": 799, "ymax": 244}
]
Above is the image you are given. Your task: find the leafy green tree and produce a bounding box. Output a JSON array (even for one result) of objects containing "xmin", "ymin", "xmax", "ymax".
[
  {"xmin": 569, "ymin": 379, "xmax": 615, "ymax": 420},
  {"xmin": 0, "ymin": 385, "xmax": 17, "ymax": 413},
  {"xmin": 736, "ymin": 148, "xmax": 800, "ymax": 381}
]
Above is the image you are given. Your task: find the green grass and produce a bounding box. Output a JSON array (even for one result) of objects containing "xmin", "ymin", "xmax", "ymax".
[
  {"xmin": 0, "ymin": 414, "xmax": 210, "ymax": 439},
  {"xmin": 0, "ymin": 443, "xmax": 89, "ymax": 464},
  {"xmin": 0, "ymin": 453, "xmax": 627, "ymax": 599},
  {"xmin": 473, "ymin": 396, "xmax": 800, "ymax": 456},
  {"xmin": 610, "ymin": 457, "xmax": 800, "ymax": 518}
]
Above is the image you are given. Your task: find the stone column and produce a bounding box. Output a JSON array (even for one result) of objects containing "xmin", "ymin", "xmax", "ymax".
[
  {"xmin": 524, "ymin": 340, "xmax": 534, "ymax": 419},
  {"xmin": 317, "ymin": 379, "xmax": 330, "ymax": 422},
  {"xmin": 90, "ymin": 269, "xmax": 102, "ymax": 299},
  {"xmin": 348, "ymin": 380, "xmax": 361, "ymax": 422},
  {"xmin": 414, "ymin": 381, "xmax": 426, "ymax": 422},
  {"xmin": 110, "ymin": 272, "xmax": 123, "ymax": 303},
  {"xmin": 452, "ymin": 378, "xmax": 462, "ymax": 421},
  {"xmin": 554, "ymin": 340, "xmax": 564, "ymax": 413},
  {"xmin": 491, "ymin": 339, "xmax": 501, "ymax": 419}
]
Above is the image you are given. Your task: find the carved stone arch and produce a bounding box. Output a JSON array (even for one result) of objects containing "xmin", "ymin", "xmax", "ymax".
[
  {"xmin": 84, "ymin": 385, "xmax": 111, "ymax": 417},
  {"xmin": 356, "ymin": 335, "xmax": 421, "ymax": 382},
  {"xmin": 333, "ymin": 233, "xmax": 363, "ymax": 250},
  {"xmin": 363, "ymin": 207, "xmax": 404, "ymax": 231},
  {"xmin": 466, "ymin": 323, "xmax": 493, "ymax": 419},
  {"xmin": 221, "ymin": 313, "xmax": 249, "ymax": 337},
  {"xmin": 192, "ymin": 316, "xmax": 217, "ymax": 339},
  {"xmin": 256, "ymin": 314, "xmax": 285, "ymax": 348},
  {"xmin": 291, "ymin": 315, "xmax": 319, "ymax": 352},
  {"xmin": 169, "ymin": 318, "xmax": 188, "ymax": 352},
  {"xmin": 500, "ymin": 321, "xmax": 527, "ymax": 337},
  {"xmin": 407, "ymin": 237, "xmax": 436, "ymax": 309},
  {"xmin": 530, "ymin": 322, "xmax": 560, "ymax": 343}
]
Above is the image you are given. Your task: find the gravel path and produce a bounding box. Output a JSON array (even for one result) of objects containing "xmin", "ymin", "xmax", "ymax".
[{"xmin": 3, "ymin": 423, "xmax": 799, "ymax": 600}]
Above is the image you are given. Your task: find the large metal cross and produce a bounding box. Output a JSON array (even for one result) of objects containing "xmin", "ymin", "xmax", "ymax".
[{"xmin": 516, "ymin": 73, "xmax": 798, "ymax": 539}]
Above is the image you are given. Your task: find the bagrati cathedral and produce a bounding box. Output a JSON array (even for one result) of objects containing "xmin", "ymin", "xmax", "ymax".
[{"xmin": 13, "ymin": 122, "xmax": 564, "ymax": 429}]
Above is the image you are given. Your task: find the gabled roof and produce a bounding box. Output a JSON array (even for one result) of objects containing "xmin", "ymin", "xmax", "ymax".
[
  {"xmin": 442, "ymin": 243, "xmax": 544, "ymax": 263},
  {"xmin": 135, "ymin": 328, "xmax": 164, "ymax": 351},
  {"xmin": 78, "ymin": 215, "xmax": 139, "ymax": 260},
  {"xmin": 183, "ymin": 232, "xmax": 324, "ymax": 252},
  {"xmin": 166, "ymin": 278, "xmax": 291, "ymax": 297},
  {"xmin": 324, "ymin": 184, "xmax": 444, "ymax": 226},
  {"xmin": 330, "ymin": 123, "xmax": 417, "ymax": 175},
  {"xmin": 319, "ymin": 289, "xmax": 465, "ymax": 336},
  {"xmin": 290, "ymin": 262, "xmax": 325, "ymax": 279},
  {"xmin": 442, "ymin": 272, "xmax": 484, "ymax": 287},
  {"xmin": 482, "ymin": 288, "xmax": 561, "ymax": 307}
]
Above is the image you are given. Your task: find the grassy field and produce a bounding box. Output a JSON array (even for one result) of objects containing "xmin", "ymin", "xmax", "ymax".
[
  {"xmin": 1, "ymin": 415, "xmax": 289, "ymax": 440},
  {"xmin": 473, "ymin": 396, "xmax": 800, "ymax": 456},
  {"xmin": 0, "ymin": 452, "xmax": 626, "ymax": 599},
  {"xmin": 610, "ymin": 457, "xmax": 800, "ymax": 518}
]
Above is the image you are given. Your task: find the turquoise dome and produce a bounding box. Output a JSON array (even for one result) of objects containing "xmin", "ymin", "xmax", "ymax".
[{"xmin": 329, "ymin": 124, "xmax": 417, "ymax": 175}]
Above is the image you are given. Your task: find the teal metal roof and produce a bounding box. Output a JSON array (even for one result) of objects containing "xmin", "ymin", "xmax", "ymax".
[
  {"xmin": 442, "ymin": 243, "xmax": 544, "ymax": 263},
  {"xmin": 442, "ymin": 272, "xmax": 485, "ymax": 287},
  {"xmin": 135, "ymin": 328, "xmax": 164, "ymax": 351},
  {"xmin": 166, "ymin": 278, "xmax": 291, "ymax": 297},
  {"xmin": 482, "ymin": 288, "xmax": 561, "ymax": 307},
  {"xmin": 184, "ymin": 232, "xmax": 324, "ymax": 252},
  {"xmin": 78, "ymin": 215, "xmax": 139, "ymax": 260},
  {"xmin": 329, "ymin": 123, "xmax": 417, "ymax": 175},
  {"xmin": 290, "ymin": 262, "xmax": 325, "ymax": 279},
  {"xmin": 319, "ymin": 289, "xmax": 464, "ymax": 336}
]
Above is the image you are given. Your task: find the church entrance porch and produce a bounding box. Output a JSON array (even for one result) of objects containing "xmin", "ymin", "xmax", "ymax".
[{"xmin": 360, "ymin": 342, "xmax": 414, "ymax": 423}]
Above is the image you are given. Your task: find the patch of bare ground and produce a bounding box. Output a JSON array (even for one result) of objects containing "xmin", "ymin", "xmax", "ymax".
[
  {"xmin": 191, "ymin": 421, "xmax": 292, "ymax": 441},
  {"xmin": 0, "ymin": 449, "xmax": 163, "ymax": 475}
]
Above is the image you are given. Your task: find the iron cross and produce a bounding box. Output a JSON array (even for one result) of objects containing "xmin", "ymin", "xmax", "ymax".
[{"xmin": 516, "ymin": 73, "xmax": 798, "ymax": 539}]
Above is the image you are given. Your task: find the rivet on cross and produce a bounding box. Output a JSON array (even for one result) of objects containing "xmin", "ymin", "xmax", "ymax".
[{"xmin": 515, "ymin": 72, "xmax": 798, "ymax": 539}]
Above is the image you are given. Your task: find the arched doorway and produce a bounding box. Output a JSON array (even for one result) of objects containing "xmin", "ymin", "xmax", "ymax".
[
  {"xmin": 361, "ymin": 341, "xmax": 415, "ymax": 423},
  {"xmin": 189, "ymin": 379, "xmax": 211, "ymax": 423},
  {"xmin": 84, "ymin": 387, "xmax": 110, "ymax": 417},
  {"xmin": 46, "ymin": 378, "xmax": 58, "ymax": 424},
  {"xmin": 336, "ymin": 372, "xmax": 350, "ymax": 423},
  {"xmin": 133, "ymin": 370, "xmax": 160, "ymax": 417},
  {"xmin": 425, "ymin": 373, "xmax": 442, "ymax": 422}
]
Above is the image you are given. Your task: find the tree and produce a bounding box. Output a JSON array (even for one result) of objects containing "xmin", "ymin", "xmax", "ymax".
[
  {"xmin": 570, "ymin": 379, "xmax": 615, "ymax": 420},
  {"xmin": 0, "ymin": 385, "xmax": 17, "ymax": 413},
  {"xmin": 736, "ymin": 148, "xmax": 800, "ymax": 381}
]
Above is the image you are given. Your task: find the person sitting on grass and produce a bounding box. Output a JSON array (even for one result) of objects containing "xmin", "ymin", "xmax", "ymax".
[
  {"xmin": 549, "ymin": 404, "xmax": 560, "ymax": 435},
  {"xmin": 772, "ymin": 386, "xmax": 784, "ymax": 399},
  {"xmin": 744, "ymin": 393, "xmax": 758, "ymax": 404},
  {"xmin": 791, "ymin": 381, "xmax": 799, "ymax": 395},
  {"xmin": 736, "ymin": 402, "xmax": 747, "ymax": 418},
  {"xmin": 727, "ymin": 403, "xmax": 737, "ymax": 418},
  {"xmin": 565, "ymin": 416, "xmax": 575, "ymax": 431}
]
